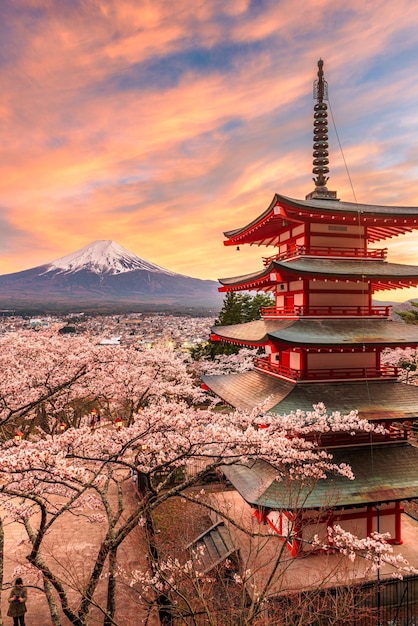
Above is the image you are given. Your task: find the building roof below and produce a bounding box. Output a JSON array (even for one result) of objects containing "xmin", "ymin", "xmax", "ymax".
[{"xmin": 221, "ymin": 443, "xmax": 418, "ymax": 510}]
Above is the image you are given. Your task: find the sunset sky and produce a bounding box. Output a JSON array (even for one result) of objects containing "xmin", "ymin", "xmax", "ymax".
[{"xmin": 2, "ymin": 0, "xmax": 418, "ymax": 301}]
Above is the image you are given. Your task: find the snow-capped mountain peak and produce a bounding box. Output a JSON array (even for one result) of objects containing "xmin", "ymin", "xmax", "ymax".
[{"xmin": 43, "ymin": 240, "xmax": 178, "ymax": 276}]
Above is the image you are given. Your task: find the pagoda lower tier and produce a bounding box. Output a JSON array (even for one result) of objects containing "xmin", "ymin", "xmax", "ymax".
[{"xmin": 221, "ymin": 443, "xmax": 418, "ymax": 555}]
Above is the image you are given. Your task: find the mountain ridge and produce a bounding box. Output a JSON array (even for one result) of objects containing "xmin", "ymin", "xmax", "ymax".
[{"xmin": 0, "ymin": 241, "xmax": 223, "ymax": 313}]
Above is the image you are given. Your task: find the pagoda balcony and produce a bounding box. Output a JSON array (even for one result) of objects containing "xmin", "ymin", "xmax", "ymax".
[
  {"xmin": 297, "ymin": 428, "xmax": 408, "ymax": 448},
  {"xmin": 262, "ymin": 244, "xmax": 388, "ymax": 265},
  {"xmin": 254, "ymin": 357, "xmax": 399, "ymax": 382},
  {"xmin": 261, "ymin": 305, "xmax": 392, "ymax": 319}
]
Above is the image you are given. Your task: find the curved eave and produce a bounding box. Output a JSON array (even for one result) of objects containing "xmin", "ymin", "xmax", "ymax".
[
  {"xmin": 223, "ymin": 195, "xmax": 291, "ymax": 247},
  {"xmin": 211, "ymin": 319, "xmax": 294, "ymax": 346},
  {"xmin": 223, "ymin": 193, "xmax": 418, "ymax": 247},
  {"xmin": 218, "ymin": 264, "xmax": 276, "ymax": 292}
]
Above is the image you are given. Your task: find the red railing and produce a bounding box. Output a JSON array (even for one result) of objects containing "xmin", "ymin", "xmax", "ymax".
[
  {"xmin": 303, "ymin": 428, "xmax": 408, "ymax": 447},
  {"xmin": 254, "ymin": 357, "xmax": 399, "ymax": 381},
  {"xmin": 261, "ymin": 305, "xmax": 392, "ymax": 318},
  {"xmin": 262, "ymin": 244, "xmax": 387, "ymax": 265}
]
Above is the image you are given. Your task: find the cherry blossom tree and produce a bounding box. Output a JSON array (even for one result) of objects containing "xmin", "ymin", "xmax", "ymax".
[
  {"xmin": 0, "ymin": 331, "xmax": 205, "ymax": 438},
  {"xmin": 381, "ymin": 347, "xmax": 418, "ymax": 383},
  {"xmin": 0, "ymin": 332, "xmax": 415, "ymax": 624},
  {"xmin": 0, "ymin": 399, "xmax": 413, "ymax": 625},
  {"xmin": 197, "ymin": 347, "xmax": 257, "ymax": 376}
]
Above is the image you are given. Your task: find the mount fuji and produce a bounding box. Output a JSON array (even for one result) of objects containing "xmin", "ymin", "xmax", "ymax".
[{"xmin": 0, "ymin": 241, "xmax": 224, "ymax": 313}]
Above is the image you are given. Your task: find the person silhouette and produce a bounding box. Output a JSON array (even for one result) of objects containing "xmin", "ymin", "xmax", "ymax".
[{"xmin": 7, "ymin": 577, "xmax": 27, "ymax": 626}]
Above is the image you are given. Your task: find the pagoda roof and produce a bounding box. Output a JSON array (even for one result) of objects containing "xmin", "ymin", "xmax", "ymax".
[
  {"xmin": 221, "ymin": 443, "xmax": 418, "ymax": 510},
  {"xmin": 202, "ymin": 371, "xmax": 418, "ymax": 420},
  {"xmin": 219, "ymin": 258, "xmax": 418, "ymax": 292},
  {"xmin": 211, "ymin": 318, "xmax": 418, "ymax": 348},
  {"xmin": 224, "ymin": 194, "xmax": 418, "ymax": 246},
  {"xmin": 212, "ymin": 319, "xmax": 293, "ymax": 345}
]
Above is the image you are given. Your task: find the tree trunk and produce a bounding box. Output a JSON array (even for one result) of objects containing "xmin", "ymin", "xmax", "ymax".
[
  {"xmin": 137, "ymin": 471, "xmax": 175, "ymax": 626},
  {"xmin": 104, "ymin": 547, "xmax": 117, "ymax": 626},
  {"xmin": 43, "ymin": 578, "xmax": 62, "ymax": 626}
]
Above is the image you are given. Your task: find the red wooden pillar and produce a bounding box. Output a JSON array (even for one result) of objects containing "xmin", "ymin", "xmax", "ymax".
[
  {"xmin": 394, "ymin": 501, "xmax": 403, "ymax": 544},
  {"xmin": 366, "ymin": 505, "xmax": 374, "ymax": 536}
]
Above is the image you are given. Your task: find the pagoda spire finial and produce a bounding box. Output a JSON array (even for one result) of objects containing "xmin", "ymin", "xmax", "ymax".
[{"xmin": 306, "ymin": 59, "xmax": 338, "ymax": 201}]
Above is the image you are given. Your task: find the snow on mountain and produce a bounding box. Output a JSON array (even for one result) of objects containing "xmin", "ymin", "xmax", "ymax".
[{"xmin": 43, "ymin": 240, "xmax": 178, "ymax": 276}]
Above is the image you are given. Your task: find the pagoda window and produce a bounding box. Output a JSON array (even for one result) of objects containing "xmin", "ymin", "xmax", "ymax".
[{"xmin": 269, "ymin": 352, "xmax": 280, "ymax": 364}]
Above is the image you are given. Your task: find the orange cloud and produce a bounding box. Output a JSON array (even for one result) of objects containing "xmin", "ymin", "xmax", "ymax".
[{"xmin": 0, "ymin": 0, "xmax": 418, "ymax": 307}]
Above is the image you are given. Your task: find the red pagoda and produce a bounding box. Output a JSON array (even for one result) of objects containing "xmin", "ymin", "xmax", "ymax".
[{"xmin": 203, "ymin": 60, "xmax": 418, "ymax": 556}]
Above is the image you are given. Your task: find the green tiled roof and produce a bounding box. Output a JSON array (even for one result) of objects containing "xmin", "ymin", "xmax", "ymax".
[
  {"xmin": 202, "ymin": 371, "xmax": 418, "ymax": 420},
  {"xmin": 221, "ymin": 443, "xmax": 418, "ymax": 510},
  {"xmin": 219, "ymin": 258, "xmax": 418, "ymax": 286},
  {"xmin": 213, "ymin": 319, "xmax": 418, "ymax": 346},
  {"xmin": 273, "ymin": 258, "xmax": 418, "ymax": 277}
]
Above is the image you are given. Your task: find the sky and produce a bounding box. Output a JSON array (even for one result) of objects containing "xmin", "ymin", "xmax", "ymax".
[{"xmin": 2, "ymin": 0, "xmax": 418, "ymax": 302}]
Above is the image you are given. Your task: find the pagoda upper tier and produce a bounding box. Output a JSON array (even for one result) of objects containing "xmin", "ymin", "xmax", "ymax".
[
  {"xmin": 224, "ymin": 193, "xmax": 418, "ymax": 247},
  {"xmin": 219, "ymin": 258, "xmax": 418, "ymax": 294}
]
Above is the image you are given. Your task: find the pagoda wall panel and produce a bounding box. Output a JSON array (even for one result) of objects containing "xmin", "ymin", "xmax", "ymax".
[
  {"xmin": 310, "ymin": 281, "xmax": 367, "ymax": 290},
  {"xmin": 310, "ymin": 224, "xmax": 365, "ymax": 235},
  {"xmin": 289, "ymin": 351, "xmax": 301, "ymax": 369},
  {"xmin": 377, "ymin": 513, "xmax": 397, "ymax": 538},
  {"xmin": 309, "ymin": 291, "xmax": 368, "ymax": 307},
  {"xmin": 292, "ymin": 225, "xmax": 305, "ymax": 237},
  {"xmin": 307, "ymin": 352, "xmax": 376, "ymax": 369},
  {"xmin": 275, "ymin": 295, "xmax": 284, "ymax": 308},
  {"xmin": 299, "ymin": 507, "xmax": 399, "ymax": 554},
  {"xmin": 310, "ymin": 235, "xmax": 365, "ymax": 248},
  {"xmin": 300, "ymin": 520, "xmax": 330, "ymax": 554},
  {"xmin": 331, "ymin": 515, "xmax": 368, "ymax": 541}
]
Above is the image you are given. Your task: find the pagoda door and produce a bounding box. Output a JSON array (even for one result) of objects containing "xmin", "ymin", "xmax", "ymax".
[
  {"xmin": 285, "ymin": 295, "xmax": 294, "ymax": 314},
  {"xmin": 281, "ymin": 351, "xmax": 290, "ymax": 376}
]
